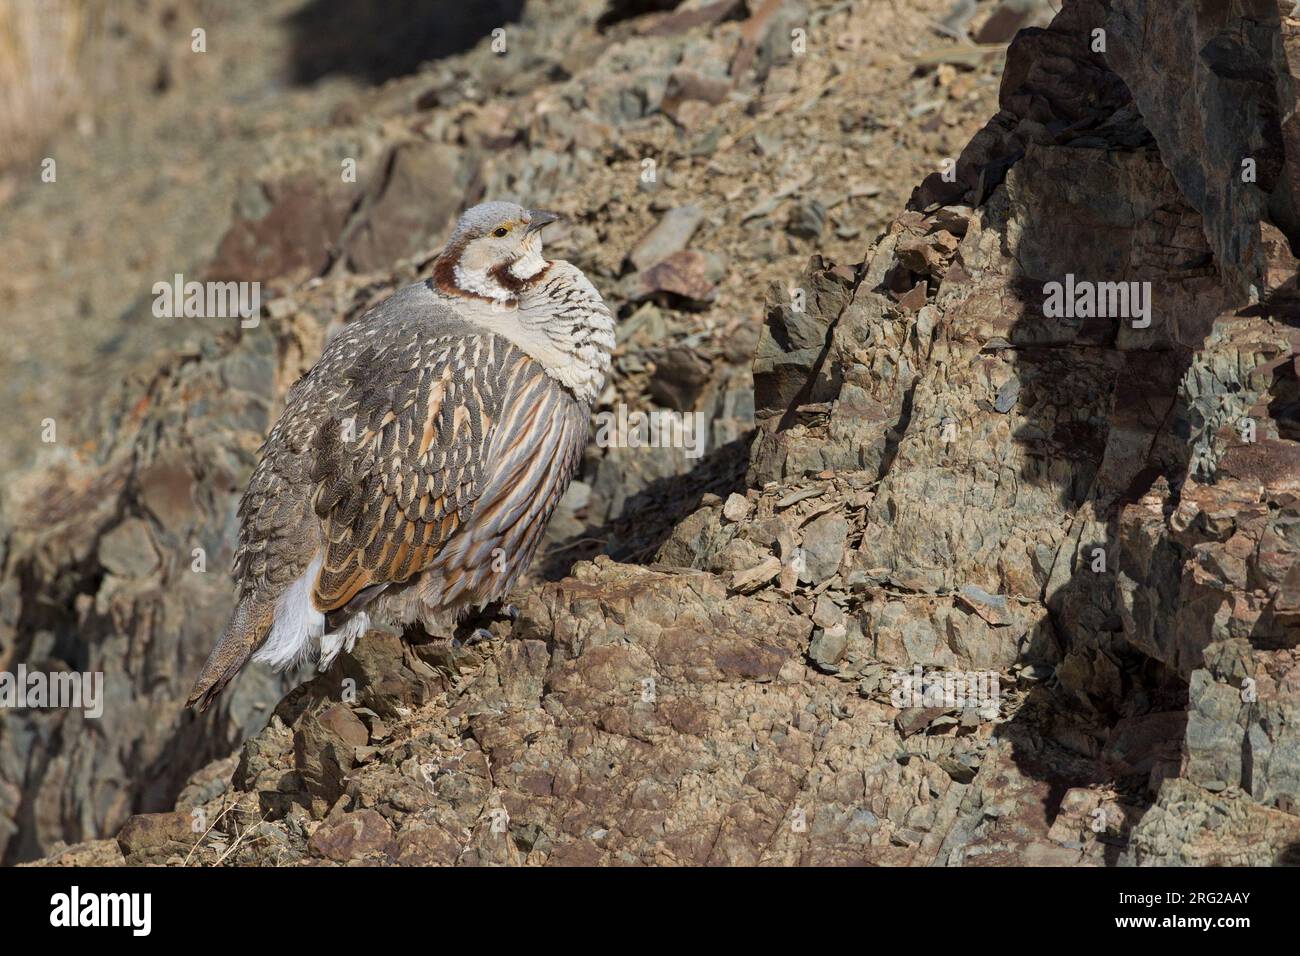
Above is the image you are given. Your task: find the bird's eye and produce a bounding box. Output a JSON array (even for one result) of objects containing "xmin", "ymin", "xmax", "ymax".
[{"xmin": 492, "ymin": 226, "xmax": 509, "ymax": 238}]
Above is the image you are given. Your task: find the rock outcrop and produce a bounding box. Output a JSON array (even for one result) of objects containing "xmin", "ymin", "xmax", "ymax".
[{"xmin": 8, "ymin": 0, "xmax": 1299, "ymax": 867}]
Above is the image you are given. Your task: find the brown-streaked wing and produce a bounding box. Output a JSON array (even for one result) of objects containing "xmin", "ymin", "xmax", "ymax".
[{"xmin": 307, "ymin": 331, "xmax": 536, "ymax": 612}]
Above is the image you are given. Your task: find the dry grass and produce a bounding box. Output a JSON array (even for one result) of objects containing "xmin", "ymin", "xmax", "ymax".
[{"xmin": 0, "ymin": 0, "xmax": 102, "ymax": 170}]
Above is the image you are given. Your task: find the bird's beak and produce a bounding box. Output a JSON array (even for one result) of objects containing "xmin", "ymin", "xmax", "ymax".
[{"xmin": 526, "ymin": 210, "xmax": 562, "ymax": 234}]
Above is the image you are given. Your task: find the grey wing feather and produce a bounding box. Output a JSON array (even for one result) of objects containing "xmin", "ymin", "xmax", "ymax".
[
  {"xmin": 233, "ymin": 282, "xmax": 507, "ymax": 601},
  {"xmin": 421, "ymin": 367, "xmax": 590, "ymax": 608}
]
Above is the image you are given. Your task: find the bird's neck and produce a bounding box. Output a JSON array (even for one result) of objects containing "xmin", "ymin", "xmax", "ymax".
[
  {"xmin": 432, "ymin": 240, "xmax": 549, "ymax": 305},
  {"xmin": 516, "ymin": 262, "xmax": 616, "ymax": 405},
  {"xmin": 430, "ymin": 257, "xmax": 615, "ymax": 406}
]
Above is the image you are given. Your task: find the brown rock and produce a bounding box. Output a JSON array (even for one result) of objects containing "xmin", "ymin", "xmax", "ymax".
[
  {"xmin": 117, "ymin": 811, "xmax": 200, "ymax": 857},
  {"xmin": 626, "ymin": 250, "xmax": 724, "ymax": 307},
  {"xmin": 391, "ymin": 825, "xmax": 462, "ymax": 866},
  {"xmin": 308, "ymin": 809, "xmax": 394, "ymax": 863},
  {"xmin": 316, "ymin": 704, "xmax": 370, "ymax": 748}
]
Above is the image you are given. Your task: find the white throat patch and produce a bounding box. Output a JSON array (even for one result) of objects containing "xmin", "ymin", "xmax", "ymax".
[
  {"xmin": 453, "ymin": 262, "xmax": 514, "ymax": 302},
  {"xmin": 510, "ymin": 245, "xmax": 548, "ymax": 280}
]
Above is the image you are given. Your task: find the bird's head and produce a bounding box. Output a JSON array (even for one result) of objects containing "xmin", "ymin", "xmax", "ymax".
[{"xmin": 433, "ymin": 200, "xmax": 562, "ymax": 303}]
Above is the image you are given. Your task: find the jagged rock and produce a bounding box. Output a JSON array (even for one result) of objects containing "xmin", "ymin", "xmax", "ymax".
[
  {"xmin": 647, "ymin": 345, "xmax": 713, "ymax": 410},
  {"xmin": 116, "ymin": 810, "xmax": 201, "ymax": 865},
  {"xmin": 809, "ymin": 625, "xmax": 848, "ymax": 670},
  {"xmin": 1123, "ymin": 779, "xmax": 1300, "ymax": 866},
  {"xmin": 731, "ymin": 555, "xmax": 782, "ymax": 592},
  {"xmin": 309, "ymin": 810, "xmax": 394, "ymax": 863},
  {"xmin": 798, "ymin": 512, "xmax": 848, "ymax": 585},
  {"xmin": 786, "ymin": 197, "xmax": 827, "ymax": 240},
  {"xmin": 623, "ymin": 249, "xmax": 726, "ymax": 307},
  {"xmin": 339, "ymin": 141, "xmax": 470, "ymax": 273},
  {"xmin": 1102, "ymin": 0, "xmax": 1300, "ymax": 298},
  {"xmin": 208, "ymin": 175, "xmax": 355, "ymax": 283},
  {"xmin": 626, "ymin": 205, "xmax": 706, "ymax": 272},
  {"xmin": 721, "ymin": 492, "xmax": 752, "ymax": 523},
  {"xmin": 749, "ymin": 259, "xmax": 855, "ymax": 479}
]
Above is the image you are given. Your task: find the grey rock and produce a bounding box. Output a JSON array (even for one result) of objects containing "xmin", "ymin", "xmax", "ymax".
[
  {"xmin": 993, "ymin": 377, "xmax": 1020, "ymax": 413},
  {"xmin": 786, "ymin": 197, "xmax": 827, "ymax": 240},
  {"xmin": 647, "ymin": 346, "xmax": 712, "ymax": 411},
  {"xmin": 626, "ymin": 205, "xmax": 705, "ymax": 272},
  {"xmin": 809, "ymin": 625, "xmax": 848, "ymax": 671},
  {"xmin": 98, "ymin": 519, "xmax": 160, "ymax": 579},
  {"xmin": 798, "ymin": 512, "xmax": 848, "ymax": 585}
]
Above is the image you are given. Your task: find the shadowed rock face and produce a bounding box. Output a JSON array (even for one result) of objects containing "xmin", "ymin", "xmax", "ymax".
[
  {"xmin": 9, "ymin": 0, "xmax": 1300, "ymax": 868},
  {"xmin": 284, "ymin": 0, "xmax": 528, "ymax": 85}
]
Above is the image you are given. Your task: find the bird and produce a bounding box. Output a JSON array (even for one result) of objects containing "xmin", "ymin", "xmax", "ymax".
[{"xmin": 186, "ymin": 201, "xmax": 615, "ymax": 711}]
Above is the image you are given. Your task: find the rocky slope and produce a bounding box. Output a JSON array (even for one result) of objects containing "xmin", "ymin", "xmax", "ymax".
[
  {"xmin": 0, "ymin": 0, "xmax": 369, "ymax": 485},
  {"xmin": 11, "ymin": 0, "xmax": 1300, "ymax": 867}
]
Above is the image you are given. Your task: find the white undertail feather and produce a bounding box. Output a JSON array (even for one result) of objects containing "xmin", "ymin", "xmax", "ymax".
[
  {"xmin": 254, "ymin": 552, "xmax": 325, "ymax": 670},
  {"xmin": 254, "ymin": 552, "xmax": 374, "ymax": 671},
  {"xmin": 320, "ymin": 611, "xmax": 370, "ymax": 669}
]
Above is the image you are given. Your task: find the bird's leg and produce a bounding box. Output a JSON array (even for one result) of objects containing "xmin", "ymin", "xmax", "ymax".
[
  {"xmin": 449, "ymin": 599, "xmax": 518, "ymax": 649},
  {"xmin": 451, "ymin": 628, "xmax": 493, "ymax": 650},
  {"xmin": 485, "ymin": 599, "xmax": 520, "ymax": 622}
]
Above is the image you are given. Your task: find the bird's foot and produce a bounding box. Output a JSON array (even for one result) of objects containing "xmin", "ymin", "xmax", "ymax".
[
  {"xmin": 451, "ymin": 627, "xmax": 493, "ymax": 651},
  {"xmin": 487, "ymin": 601, "xmax": 520, "ymax": 622}
]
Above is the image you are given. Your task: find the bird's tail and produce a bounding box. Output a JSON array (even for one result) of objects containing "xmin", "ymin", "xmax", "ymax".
[{"xmin": 186, "ymin": 594, "xmax": 275, "ymax": 712}]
